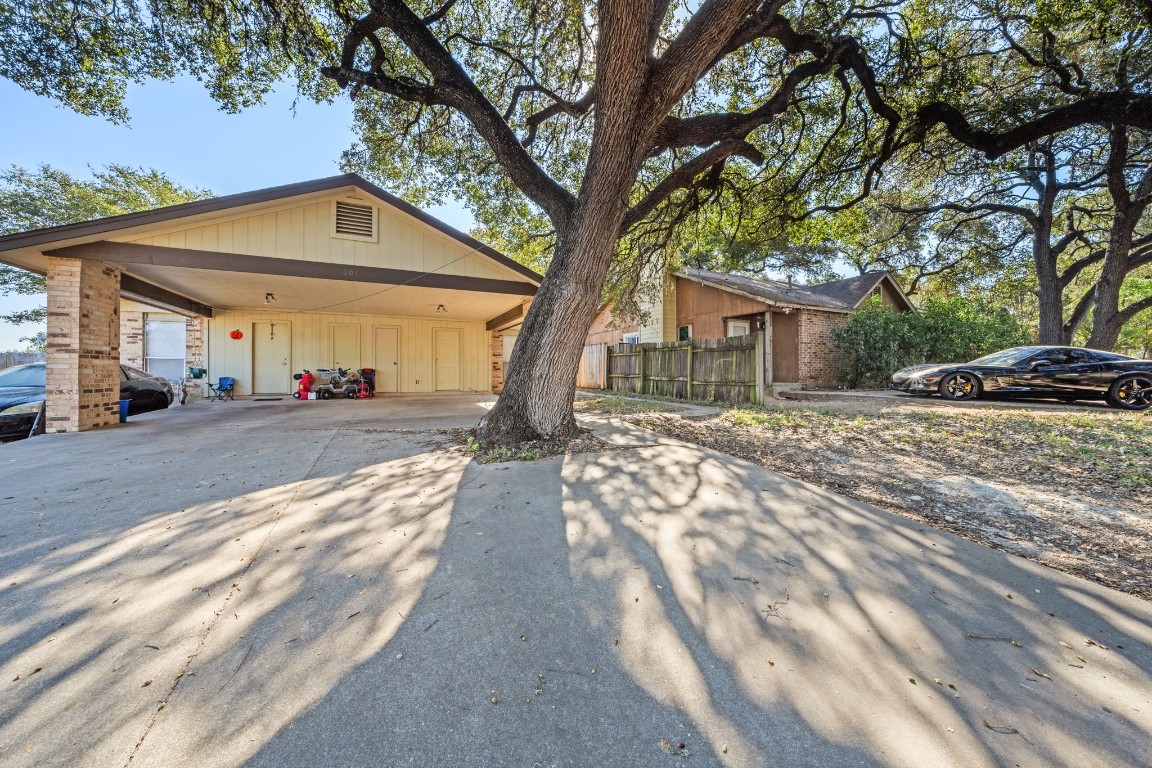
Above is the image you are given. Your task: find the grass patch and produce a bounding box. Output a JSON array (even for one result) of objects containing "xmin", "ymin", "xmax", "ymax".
[{"xmin": 574, "ymin": 395, "xmax": 684, "ymax": 415}]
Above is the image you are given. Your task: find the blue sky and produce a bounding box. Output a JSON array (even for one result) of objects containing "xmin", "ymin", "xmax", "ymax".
[{"xmin": 0, "ymin": 76, "xmax": 474, "ymax": 351}]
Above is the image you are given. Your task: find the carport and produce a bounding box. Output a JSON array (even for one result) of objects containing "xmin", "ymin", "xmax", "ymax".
[{"xmin": 0, "ymin": 174, "xmax": 537, "ymax": 433}]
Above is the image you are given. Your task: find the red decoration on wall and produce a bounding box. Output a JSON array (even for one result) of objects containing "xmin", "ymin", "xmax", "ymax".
[{"xmin": 229, "ymin": 329, "xmax": 244, "ymax": 340}]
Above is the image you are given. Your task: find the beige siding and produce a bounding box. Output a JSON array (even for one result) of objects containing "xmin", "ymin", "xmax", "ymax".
[
  {"xmin": 205, "ymin": 309, "xmax": 490, "ymax": 395},
  {"xmin": 124, "ymin": 196, "xmax": 520, "ymax": 282}
]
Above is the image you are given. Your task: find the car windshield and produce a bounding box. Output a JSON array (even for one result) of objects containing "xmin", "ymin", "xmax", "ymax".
[
  {"xmin": 966, "ymin": 348, "xmax": 1039, "ymax": 367},
  {"xmin": 0, "ymin": 365, "xmax": 46, "ymax": 388}
]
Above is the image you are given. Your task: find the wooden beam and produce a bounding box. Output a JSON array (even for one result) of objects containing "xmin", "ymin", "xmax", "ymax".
[
  {"xmin": 120, "ymin": 273, "xmax": 214, "ymax": 317},
  {"xmin": 485, "ymin": 303, "xmax": 525, "ymax": 331},
  {"xmin": 47, "ymin": 241, "xmax": 538, "ymax": 297}
]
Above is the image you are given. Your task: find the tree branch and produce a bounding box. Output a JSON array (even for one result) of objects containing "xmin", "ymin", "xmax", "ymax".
[
  {"xmin": 321, "ymin": 0, "xmax": 576, "ymax": 227},
  {"xmin": 915, "ymin": 94, "xmax": 1152, "ymax": 159},
  {"xmin": 1118, "ymin": 293, "xmax": 1152, "ymax": 325},
  {"xmin": 621, "ymin": 140, "xmax": 764, "ymax": 231}
]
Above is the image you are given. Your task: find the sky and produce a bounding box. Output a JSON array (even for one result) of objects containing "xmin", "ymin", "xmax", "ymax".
[{"xmin": 0, "ymin": 76, "xmax": 475, "ymax": 351}]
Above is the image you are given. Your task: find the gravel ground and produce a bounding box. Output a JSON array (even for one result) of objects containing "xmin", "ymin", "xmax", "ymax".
[{"xmin": 604, "ymin": 395, "xmax": 1152, "ymax": 601}]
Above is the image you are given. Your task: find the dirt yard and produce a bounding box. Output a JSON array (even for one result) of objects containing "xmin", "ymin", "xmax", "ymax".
[{"xmin": 579, "ymin": 394, "xmax": 1152, "ymax": 601}]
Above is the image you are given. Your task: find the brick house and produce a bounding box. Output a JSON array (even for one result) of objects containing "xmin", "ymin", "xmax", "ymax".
[
  {"xmin": 585, "ymin": 268, "xmax": 912, "ymax": 389},
  {"xmin": 0, "ymin": 174, "xmax": 538, "ymax": 433}
]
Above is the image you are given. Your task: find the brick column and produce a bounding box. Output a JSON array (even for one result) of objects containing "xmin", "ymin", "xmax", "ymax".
[
  {"xmin": 119, "ymin": 310, "xmax": 145, "ymax": 367},
  {"xmin": 46, "ymin": 258, "xmax": 122, "ymax": 433},
  {"xmin": 185, "ymin": 315, "xmax": 205, "ymax": 368},
  {"xmin": 490, "ymin": 330, "xmax": 504, "ymax": 394}
]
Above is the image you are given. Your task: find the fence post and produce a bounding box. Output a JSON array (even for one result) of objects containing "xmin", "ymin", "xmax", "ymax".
[
  {"xmin": 755, "ymin": 331, "xmax": 766, "ymax": 405},
  {"xmin": 603, "ymin": 343, "xmax": 612, "ymax": 391},
  {"xmin": 686, "ymin": 342, "xmax": 694, "ymax": 400},
  {"xmin": 637, "ymin": 344, "xmax": 646, "ymax": 395}
]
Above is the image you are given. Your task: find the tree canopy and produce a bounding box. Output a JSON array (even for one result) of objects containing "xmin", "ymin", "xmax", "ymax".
[
  {"xmin": 0, "ymin": 164, "xmax": 210, "ymax": 327},
  {"xmin": 3, "ymin": 0, "xmax": 1151, "ymax": 436}
]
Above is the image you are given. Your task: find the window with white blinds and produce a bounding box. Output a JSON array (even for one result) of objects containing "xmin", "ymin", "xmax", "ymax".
[{"xmin": 144, "ymin": 316, "xmax": 186, "ymax": 383}]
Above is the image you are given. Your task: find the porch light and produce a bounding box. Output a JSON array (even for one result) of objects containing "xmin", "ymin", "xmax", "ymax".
[
  {"xmin": 265, "ymin": 293, "xmax": 277, "ymax": 305},
  {"xmin": 436, "ymin": 304, "xmax": 447, "ymax": 315}
]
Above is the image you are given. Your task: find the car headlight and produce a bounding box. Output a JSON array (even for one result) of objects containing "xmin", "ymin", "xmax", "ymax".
[
  {"xmin": 1, "ymin": 401, "xmax": 43, "ymax": 416},
  {"xmin": 921, "ymin": 375, "xmax": 942, "ymax": 383}
]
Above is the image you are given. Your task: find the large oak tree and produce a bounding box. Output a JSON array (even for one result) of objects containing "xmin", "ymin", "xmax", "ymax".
[{"xmin": 4, "ymin": 0, "xmax": 1152, "ymax": 437}]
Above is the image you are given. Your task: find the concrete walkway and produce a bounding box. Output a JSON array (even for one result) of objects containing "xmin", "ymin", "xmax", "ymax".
[{"xmin": 1, "ymin": 398, "xmax": 1149, "ymax": 767}]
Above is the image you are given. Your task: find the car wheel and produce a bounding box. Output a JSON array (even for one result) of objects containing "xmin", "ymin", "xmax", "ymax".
[
  {"xmin": 1106, "ymin": 373, "xmax": 1152, "ymax": 411},
  {"xmin": 320, "ymin": 389, "xmax": 332, "ymax": 400},
  {"xmin": 152, "ymin": 392, "xmax": 170, "ymax": 411},
  {"xmin": 938, "ymin": 372, "xmax": 980, "ymax": 401}
]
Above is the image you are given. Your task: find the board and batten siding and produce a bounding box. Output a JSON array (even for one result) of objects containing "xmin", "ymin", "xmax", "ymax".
[
  {"xmin": 123, "ymin": 198, "xmax": 517, "ymax": 282},
  {"xmin": 206, "ymin": 310, "xmax": 490, "ymax": 395}
]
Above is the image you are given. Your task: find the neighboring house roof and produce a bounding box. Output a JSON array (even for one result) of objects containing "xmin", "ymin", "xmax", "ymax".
[
  {"xmin": 805, "ymin": 271, "xmax": 913, "ymax": 311},
  {"xmin": 0, "ymin": 173, "xmax": 542, "ymax": 284},
  {"xmin": 675, "ymin": 268, "xmax": 911, "ymax": 312}
]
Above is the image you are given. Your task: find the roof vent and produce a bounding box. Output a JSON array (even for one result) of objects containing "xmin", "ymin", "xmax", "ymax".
[{"xmin": 333, "ymin": 200, "xmax": 377, "ymax": 241}]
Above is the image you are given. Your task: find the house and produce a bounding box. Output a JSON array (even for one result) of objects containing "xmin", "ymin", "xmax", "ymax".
[
  {"xmin": 584, "ymin": 268, "xmax": 912, "ymax": 390},
  {"xmin": 0, "ymin": 174, "xmax": 539, "ymax": 433}
]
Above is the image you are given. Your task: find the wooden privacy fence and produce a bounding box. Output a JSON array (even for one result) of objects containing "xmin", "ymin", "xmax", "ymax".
[{"xmin": 589, "ymin": 335, "xmax": 763, "ymax": 404}]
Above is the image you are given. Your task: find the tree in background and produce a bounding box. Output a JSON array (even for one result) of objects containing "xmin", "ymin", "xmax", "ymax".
[{"xmin": 0, "ymin": 164, "xmax": 210, "ymax": 339}]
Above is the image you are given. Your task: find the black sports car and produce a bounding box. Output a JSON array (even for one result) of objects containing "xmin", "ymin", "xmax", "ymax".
[
  {"xmin": 889, "ymin": 346, "xmax": 1152, "ymax": 410},
  {"xmin": 0, "ymin": 362, "xmax": 175, "ymax": 442}
]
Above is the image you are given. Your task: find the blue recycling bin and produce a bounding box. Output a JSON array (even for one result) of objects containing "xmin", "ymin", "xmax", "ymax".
[{"xmin": 119, "ymin": 399, "xmax": 130, "ymax": 423}]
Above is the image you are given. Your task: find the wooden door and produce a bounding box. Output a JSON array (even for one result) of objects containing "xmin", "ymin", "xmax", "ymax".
[
  {"xmin": 433, "ymin": 329, "xmax": 461, "ymax": 391},
  {"xmin": 331, "ymin": 324, "xmax": 361, "ymax": 371},
  {"xmin": 771, "ymin": 312, "xmax": 800, "ymax": 383},
  {"xmin": 373, "ymin": 326, "xmax": 400, "ymax": 393},
  {"xmin": 252, "ymin": 321, "xmax": 291, "ymax": 393}
]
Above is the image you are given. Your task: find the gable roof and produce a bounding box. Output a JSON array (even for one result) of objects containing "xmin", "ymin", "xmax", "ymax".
[
  {"xmin": 0, "ymin": 173, "xmax": 542, "ymax": 284},
  {"xmin": 805, "ymin": 271, "xmax": 912, "ymax": 310},
  {"xmin": 675, "ymin": 268, "xmax": 911, "ymax": 312}
]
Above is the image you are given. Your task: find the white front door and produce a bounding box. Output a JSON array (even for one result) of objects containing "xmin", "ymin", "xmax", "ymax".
[
  {"xmin": 331, "ymin": 324, "xmax": 361, "ymax": 371},
  {"xmin": 252, "ymin": 321, "xmax": 291, "ymax": 393},
  {"xmin": 433, "ymin": 329, "xmax": 461, "ymax": 391},
  {"xmin": 373, "ymin": 326, "xmax": 400, "ymax": 393}
]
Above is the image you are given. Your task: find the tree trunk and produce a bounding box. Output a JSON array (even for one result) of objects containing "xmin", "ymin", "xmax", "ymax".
[
  {"xmin": 1032, "ymin": 215, "xmax": 1068, "ymax": 345},
  {"xmin": 476, "ymin": 215, "xmax": 624, "ymax": 442},
  {"xmin": 1087, "ymin": 125, "xmax": 1148, "ymax": 350},
  {"xmin": 1087, "ymin": 215, "xmax": 1135, "ymax": 349},
  {"xmin": 478, "ymin": 92, "xmax": 655, "ymax": 440}
]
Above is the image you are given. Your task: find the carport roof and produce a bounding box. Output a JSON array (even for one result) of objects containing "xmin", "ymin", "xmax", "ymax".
[
  {"xmin": 0, "ymin": 173, "xmax": 542, "ymax": 321},
  {"xmin": 0, "ymin": 173, "xmax": 542, "ymax": 284}
]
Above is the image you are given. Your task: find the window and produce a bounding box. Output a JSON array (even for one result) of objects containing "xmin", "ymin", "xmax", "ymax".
[
  {"xmin": 332, "ymin": 200, "xmax": 378, "ymax": 241},
  {"xmin": 727, "ymin": 320, "xmax": 750, "ymax": 337},
  {"xmin": 622, "ymin": 333, "xmax": 641, "ymax": 344},
  {"xmin": 144, "ymin": 316, "xmax": 186, "ymax": 383},
  {"xmin": 677, "ymin": 325, "xmax": 692, "ymax": 341}
]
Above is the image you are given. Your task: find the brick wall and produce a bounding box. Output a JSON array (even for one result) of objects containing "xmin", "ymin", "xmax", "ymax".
[
  {"xmin": 46, "ymin": 258, "xmax": 122, "ymax": 432},
  {"xmin": 490, "ymin": 330, "xmax": 504, "ymax": 394},
  {"xmin": 186, "ymin": 315, "xmax": 205, "ymax": 367},
  {"xmin": 797, "ymin": 309, "xmax": 848, "ymax": 389},
  {"xmin": 120, "ymin": 311, "xmax": 144, "ymax": 367}
]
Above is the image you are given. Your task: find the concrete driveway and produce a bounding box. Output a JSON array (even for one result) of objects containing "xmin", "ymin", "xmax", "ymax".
[{"xmin": 1, "ymin": 397, "xmax": 1149, "ymax": 767}]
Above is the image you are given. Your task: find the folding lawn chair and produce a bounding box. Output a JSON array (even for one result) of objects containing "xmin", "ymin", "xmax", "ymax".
[{"xmin": 208, "ymin": 376, "xmax": 235, "ymax": 401}]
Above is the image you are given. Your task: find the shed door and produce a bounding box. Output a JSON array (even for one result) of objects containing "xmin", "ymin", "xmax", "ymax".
[
  {"xmin": 434, "ymin": 329, "xmax": 461, "ymax": 391},
  {"xmin": 771, "ymin": 312, "xmax": 800, "ymax": 383},
  {"xmin": 331, "ymin": 324, "xmax": 361, "ymax": 370},
  {"xmin": 373, "ymin": 326, "xmax": 400, "ymax": 393},
  {"xmin": 253, "ymin": 321, "xmax": 291, "ymax": 393}
]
